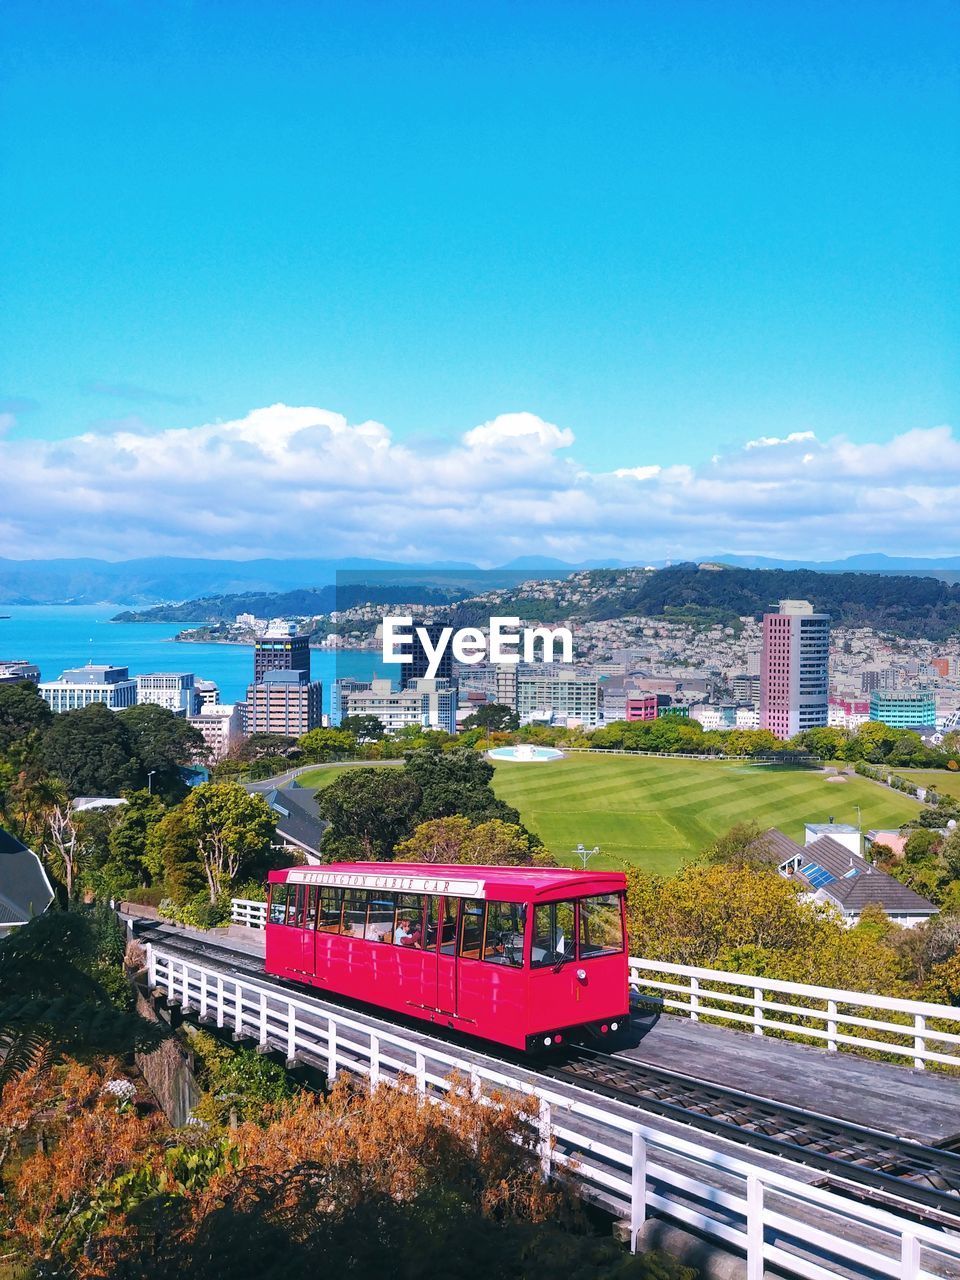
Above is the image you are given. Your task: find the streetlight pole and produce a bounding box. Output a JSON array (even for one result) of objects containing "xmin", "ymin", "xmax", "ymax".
[
  {"xmin": 572, "ymin": 843, "xmax": 600, "ymax": 870},
  {"xmin": 147, "ymin": 770, "xmax": 156, "ymax": 795}
]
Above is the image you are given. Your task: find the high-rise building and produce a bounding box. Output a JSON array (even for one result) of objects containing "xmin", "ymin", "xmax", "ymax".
[
  {"xmin": 186, "ymin": 703, "xmax": 245, "ymax": 761},
  {"xmin": 246, "ymin": 669, "xmax": 322, "ymax": 737},
  {"xmin": 253, "ymin": 623, "xmax": 310, "ymax": 684},
  {"xmin": 136, "ymin": 672, "xmax": 196, "ymax": 715},
  {"xmin": 759, "ymin": 600, "xmax": 830, "ymax": 739},
  {"xmin": 732, "ymin": 673, "xmax": 761, "ymax": 708},
  {"xmin": 402, "ymin": 621, "xmax": 454, "ymax": 687},
  {"xmin": 868, "ymin": 690, "xmax": 936, "ymax": 730},
  {"xmin": 494, "ymin": 664, "xmax": 518, "ymax": 710},
  {"xmin": 39, "ymin": 664, "xmax": 137, "ymax": 713},
  {"xmin": 193, "ymin": 679, "xmax": 220, "ymax": 709}
]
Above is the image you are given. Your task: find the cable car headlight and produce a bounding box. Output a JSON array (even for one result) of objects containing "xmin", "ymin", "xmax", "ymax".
[{"xmin": 576, "ymin": 968, "xmax": 586, "ymax": 981}]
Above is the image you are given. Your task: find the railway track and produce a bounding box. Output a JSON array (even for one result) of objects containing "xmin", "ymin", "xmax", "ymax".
[{"xmin": 134, "ymin": 922, "xmax": 960, "ymax": 1227}]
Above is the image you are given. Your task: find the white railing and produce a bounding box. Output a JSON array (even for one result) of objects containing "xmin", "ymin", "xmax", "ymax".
[
  {"xmin": 230, "ymin": 898, "xmax": 267, "ymax": 929},
  {"xmin": 145, "ymin": 943, "xmax": 960, "ymax": 1278},
  {"xmin": 630, "ymin": 958, "xmax": 960, "ymax": 1072}
]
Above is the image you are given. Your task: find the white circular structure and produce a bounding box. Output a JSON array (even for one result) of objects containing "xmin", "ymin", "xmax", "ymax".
[{"xmin": 487, "ymin": 745, "xmax": 564, "ymax": 763}]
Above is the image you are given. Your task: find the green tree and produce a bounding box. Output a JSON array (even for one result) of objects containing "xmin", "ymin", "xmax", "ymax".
[
  {"xmin": 404, "ymin": 748, "xmax": 522, "ymax": 824},
  {"xmin": 179, "ymin": 783, "xmax": 277, "ymax": 903},
  {"xmin": 117, "ymin": 703, "xmax": 207, "ymax": 800},
  {"xmin": 461, "ymin": 703, "xmax": 521, "ymax": 733},
  {"xmin": 298, "ymin": 727, "xmax": 357, "ymax": 761},
  {"xmin": 40, "ymin": 702, "xmax": 143, "ymax": 798},
  {"xmin": 702, "ymin": 821, "xmax": 778, "ymax": 869},
  {"xmin": 0, "ymin": 680, "xmax": 51, "ymax": 754},
  {"xmin": 395, "ymin": 816, "xmax": 540, "ymax": 865},
  {"xmin": 104, "ymin": 790, "xmax": 167, "ymax": 892},
  {"xmin": 318, "ymin": 769, "xmax": 422, "ymax": 860},
  {"xmin": 146, "ymin": 805, "xmax": 205, "ymax": 904},
  {"xmin": 339, "ymin": 714, "xmax": 386, "ymax": 743}
]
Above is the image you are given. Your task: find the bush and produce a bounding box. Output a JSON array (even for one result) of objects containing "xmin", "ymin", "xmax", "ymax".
[
  {"xmin": 122, "ymin": 886, "xmax": 168, "ymax": 908},
  {"xmin": 159, "ymin": 890, "xmax": 232, "ymax": 930}
]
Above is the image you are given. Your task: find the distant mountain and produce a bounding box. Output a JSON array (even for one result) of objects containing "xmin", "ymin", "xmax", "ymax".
[{"xmin": 3, "ymin": 551, "xmax": 960, "ymax": 605}]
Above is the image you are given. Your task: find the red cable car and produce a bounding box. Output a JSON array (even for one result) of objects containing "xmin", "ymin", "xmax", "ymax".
[{"xmin": 264, "ymin": 862, "xmax": 629, "ymax": 1052}]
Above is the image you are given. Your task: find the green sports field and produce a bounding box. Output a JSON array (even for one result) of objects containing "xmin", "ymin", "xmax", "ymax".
[
  {"xmin": 490, "ymin": 754, "xmax": 923, "ymax": 874},
  {"xmin": 897, "ymin": 768, "xmax": 960, "ymax": 803}
]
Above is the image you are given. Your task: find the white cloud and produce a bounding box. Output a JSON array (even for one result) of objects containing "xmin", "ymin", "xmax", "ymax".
[{"xmin": 0, "ymin": 405, "xmax": 958, "ymax": 562}]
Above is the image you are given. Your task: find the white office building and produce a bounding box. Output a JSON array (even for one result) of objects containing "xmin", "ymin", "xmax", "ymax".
[
  {"xmin": 186, "ymin": 703, "xmax": 245, "ymax": 761},
  {"xmin": 136, "ymin": 672, "xmax": 196, "ymax": 715},
  {"xmin": 39, "ymin": 664, "xmax": 137, "ymax": 713},
  {"xmin": 333, "ymin": 677, "xmax": 458, "ymax": 734}
]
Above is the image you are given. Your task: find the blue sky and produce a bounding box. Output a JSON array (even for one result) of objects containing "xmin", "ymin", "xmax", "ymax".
[{"xmin": 1, "ymin": 1, "xmax": 958, "ymax": 562}]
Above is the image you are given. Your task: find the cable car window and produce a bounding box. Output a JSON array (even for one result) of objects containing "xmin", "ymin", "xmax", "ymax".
[
  {"xmin": 286, "ymin": 884, "xmax": 305, "ymax": 928},
  {"xmin": 425, "ymin": 896, "xmax": 441, "ymax": 949},
  {"xmin": 439, "ymin": 897, "xmax": 459, "ymax": 955},
  {"xmin": 342, "ymin": 890, "xmax": 368, "ymax": 938},
  {"xmin": 578, "ymin": 894, "xmax": 624, "ymax": 957},
  {"xmin": 483, "ymin": 901, "xmax": 525, "ymax": 967},
  {"xmin": 392, "ymin": 894, "xmax": 425, "ymax": 947},
  {"xmin": 318, "ymin": 886, "xmax": 344, "ymax": 933},
  {"xmin": 366, "ymin": 894, "xmax": 396, "ymax": 942},
  {"xmin": 269, "ymin": 883, "xmax": 287, "ymax": 924},
  {"xmin": 531, "ymin": 901, "xmax": 575, "ymax": 968},
  {"xmin": 304, "ymin": 885, "xmax": 319, "ymax": 931},
  {"xmin": 458, "ymin": 900, "xmax": 485, "ymax": 959}
]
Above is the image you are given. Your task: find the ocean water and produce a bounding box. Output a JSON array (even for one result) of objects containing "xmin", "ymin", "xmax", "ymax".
[{"xmin": 0, "ymin": 604, "xmax": 386, "ymax": 705}]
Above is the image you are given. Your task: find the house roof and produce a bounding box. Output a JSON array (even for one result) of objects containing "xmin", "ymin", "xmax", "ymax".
[
  {"xmin": 261, "ymin": 786, "xmax": 329, "ymax": 857},
  {"xmin": 0, "ymin": 827, "xmax": 55, "ymax": 926},
  {"xmin": 776, "ymin": 830, "xmax": 938, "ymax": 917},
  {"xmin": 760, "ymin": 828, "xmax": 805, "ymax": 863}
]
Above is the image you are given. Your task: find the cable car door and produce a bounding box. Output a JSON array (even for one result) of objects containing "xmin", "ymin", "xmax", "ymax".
[{"xmin": 431, "ymin": 895, "xmax": 459, "ymax": 1017}]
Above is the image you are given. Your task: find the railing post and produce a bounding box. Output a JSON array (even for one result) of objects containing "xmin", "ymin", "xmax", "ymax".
[
  {"xmin": 216, "ymin": 974, "xmax": 225, "ymax": 1029},
  {"xmin": 259, "ymin": 991, "xmax": 268, "ymax": 1048},
  {"xmin": 538, "ymin": 1097, "xmax": 552, "ymax": 1178},
  {"xmin": 145, "ymin": 942, "xmax": 156, "ymax": 990},
  {"xmin": 470, "ymin": 1069, "xmax": 482, "ymax": 1102},
  {"xmin": 234, "ymin": 981, "xmax": 243, "ymax": 1038},
  {"xmin": 827, "ymin": 999, "xmax": 838, "ymax": 1052},
  {"xmin": 900, "ymin": 1231, "xmax": 921, "ymax": 1278},
  {"xmin": 914, "ymin": 1015, "xmax": 926, "ymax": 1071},
  {"xmin": 328, "ymin": 1019, "xmax": 338, "ymax": 1083},
  {"xmin": 630, "ymin": 1129, "xmax": 647, "ymax": 1253},
  {"xmin": 369, "ymin": 1034, "xmax": 380, "ymax": 1088},
  {"xmin": 286, "ymin": 1004, "xmax": 297, "ymax": 1064},
  {"xmin": 753, "ymin": 987, "xmax": 763, "ymax": 1035},
  {"xmin": 415, "ymin": 1050, "xmax": 426, "ymax": 1098},
  {"xmin": 689, "ymin": 975, "xmax": 700, "ymax": 1022},
  {"xmin": 199, "ymin": 970, "xmax": 208, "ymax": 1021},
  {"xmin": 746, "ymin": 1175, "xmax": 764, "ymax": 1280},
  {"xmin": 166, "ymin": 960, "xmax": 175, "ymax": 1005}
]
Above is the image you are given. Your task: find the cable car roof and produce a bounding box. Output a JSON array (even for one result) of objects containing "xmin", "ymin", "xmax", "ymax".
[{"xmin": 269, "ymin": 861, "xmax": 626, "ymax": 901}]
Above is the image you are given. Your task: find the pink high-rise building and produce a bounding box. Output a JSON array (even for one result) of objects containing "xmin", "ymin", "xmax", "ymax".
[
  {"xmin": 760, "ymin": 600, "xmax": 830, "ymax": 739},
  {"xmin": 625, "ymin": 692, "xmax": 658, "ymax": 721}
]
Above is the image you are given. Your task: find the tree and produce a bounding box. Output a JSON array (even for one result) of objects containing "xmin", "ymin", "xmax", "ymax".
[
  {"xmin": 395, "ymin": 817, "xmax": 540, "ymax": 865},
  {"xmin": 146, "ymin": 805, "xmax": 206, "ymax": 904},
  {"xmin": 104, "ymin": 790, "xmax": 167, "ymax": 891},
  {"xmin": 118, "ymin": 703, "xmax": 207, "ymax": 799},
  {"xmin": 461, "ymin": 704, "xmax": 520, "ymax": 733},
  {"xmin": 40, "ymin": 702, "xmax": 143, "ymax": 797},
  {"xmin": 703, "ymin": 821, "xmax": 778, "ymax": 870},
  {"xmin": 317, "ymin": 769, "xmax": 422, "ymax": 861},
  {"xmin": 39, "ymin": 798, "xmax": 85, "ymax": 900},
  {"xmin": 298, "ymin": 727, "xmax": 356, "ymax": 761},
  {"xmin": 0, "ymin": 680, "xmax": 51, "ymax": 754},
  {"xmin": 179, "ymin": 783, "xmax": 277, "ymax": 903},
  {"xmin": 339, "ymin": 714, "xmax": 385, "ymax": 743},
  {"xmin": 404, "ymin": 748, "xmax": 522, "ymax": 825}
]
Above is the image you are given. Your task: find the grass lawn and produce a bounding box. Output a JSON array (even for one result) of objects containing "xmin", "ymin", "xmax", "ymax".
[
  {"xmin": 490, "ymin": 755, "xmax": 923, "ymax": 874},
  {"xmin": 897, "ymin": 768, "xmax": 960, "ymax": 802},
  {"xmin": 295, "ymin": 764, "xmax": 398, "ymax": 790}
]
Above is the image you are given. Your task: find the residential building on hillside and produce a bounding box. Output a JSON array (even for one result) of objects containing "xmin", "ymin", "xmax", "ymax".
[
  {"xmin": 759, "ymin": 600, "xmax": 830, "ymax": 739},
  {"xmin": 517, "ymin": 676, "xmax": 601, "ymax": 728},
  {"xmin": 869, "ymin": 690, "xmax": 937, "ymax": 729},
  {"xmin": 186, "ymin": 703, "xmax": 244, "ymax": 761},
  {"xmin": 769, "ymin": 827, "xmax": 937, "ymax": 928},
  {"xmin": 136, "ymin": 671, "xmax": 196, "ymax": 715},
  {"xmin": 39, "ymin": 664, "xmax": 137, "ymax": 712},
  {"xmin": 246, "ymin": 669, "xmax": 322, "ymax": 737}
]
